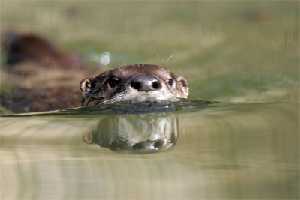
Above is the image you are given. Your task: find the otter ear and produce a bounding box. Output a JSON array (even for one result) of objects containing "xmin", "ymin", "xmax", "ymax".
[
  {"xmin": 80, "ymin": 78, "xmax": 91, "ymax": 93},
  {"xmin": 176, "ymin": 76, "xmax": 189, "ymax": 98}
]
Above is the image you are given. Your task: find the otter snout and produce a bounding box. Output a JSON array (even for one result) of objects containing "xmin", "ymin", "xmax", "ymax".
[{"xmin": 130, "ymin": 75, "xmax": 161, "ymax": 92}]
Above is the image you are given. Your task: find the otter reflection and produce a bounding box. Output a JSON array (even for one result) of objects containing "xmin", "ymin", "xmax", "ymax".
[{"xmin": 84, "ymin": 113, "xmax": 179, "ymax": 153}]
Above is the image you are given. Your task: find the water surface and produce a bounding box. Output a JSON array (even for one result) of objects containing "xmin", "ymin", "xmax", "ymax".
[{"xmin": 0, "ymin": 102, "xmax": 299, "ymax": 199}]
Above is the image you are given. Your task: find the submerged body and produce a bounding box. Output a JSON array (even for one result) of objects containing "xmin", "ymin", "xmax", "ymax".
[
  {"xmin": 80, "ymin": 64, "xmax": 189, "ymax": 106},
  {"xmin": 1, "ymin": 31, "xmax": 93, "ymax": 112}
]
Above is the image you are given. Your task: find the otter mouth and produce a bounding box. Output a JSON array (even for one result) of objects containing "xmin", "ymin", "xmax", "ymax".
[{"xmin": 83, "ymin": 89, "xmax": 179, "ymax": 106}]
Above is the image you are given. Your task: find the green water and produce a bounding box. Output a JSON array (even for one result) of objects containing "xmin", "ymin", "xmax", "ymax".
[
  {"xmin": 1, "ymin": 1, "xmax": 300, "ymax": 199},
  {"xmin": 0, "ymin": 102, "xmax": 299, "ymax": 199}
]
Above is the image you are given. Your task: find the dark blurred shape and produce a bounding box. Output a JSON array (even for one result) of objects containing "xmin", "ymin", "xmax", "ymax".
[
  {"xmin": 2, "ymin": 31, "xmax": 82, "ymax": 68},
  {"xmin": 0, "ymin": 87, "xmax": 82, "ymax": 113},
  {"xmin": 0, "ymin": 31, "xmax": 99, "ymax": 113}
]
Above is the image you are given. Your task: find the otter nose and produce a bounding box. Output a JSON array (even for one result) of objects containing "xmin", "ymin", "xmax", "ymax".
[{"xmin": 130, "ymin": 75, "xmax": 161, "ymax": 91}]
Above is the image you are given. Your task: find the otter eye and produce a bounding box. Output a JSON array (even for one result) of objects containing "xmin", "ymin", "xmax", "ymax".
[
  {"xmin": 107, "ymin": 77, "xmax": 120, "ymax": 88},
  {"xmin": 168, "ymin": 79, "xmax": 174, "ymax": 86},
  {"xmin": 90, "ymin": 81, "xmax": 96, "ymax": 89}
]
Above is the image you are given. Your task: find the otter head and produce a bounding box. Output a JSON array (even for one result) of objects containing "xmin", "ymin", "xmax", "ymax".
[{"xmin": 80, "ymin": 64, "xmax": 188, "ymax": 106}]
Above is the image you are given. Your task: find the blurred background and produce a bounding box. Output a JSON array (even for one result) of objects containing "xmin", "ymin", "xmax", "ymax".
[{"xmin": 0, "ymin": 0, "xmax": 299, "ymax": 113}]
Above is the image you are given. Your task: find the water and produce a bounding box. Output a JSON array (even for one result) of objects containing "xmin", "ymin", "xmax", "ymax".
[
  {"xmin": 1, "ymin": 1, "xmax": 299, "ymax": 199},
  {"xmin": 0, "ymin": 101, "xmax": 299, "ymax": 199}
]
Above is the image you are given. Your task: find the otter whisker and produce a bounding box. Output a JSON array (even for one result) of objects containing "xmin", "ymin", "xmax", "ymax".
[{"xmin": 102, "ymin": 91, "xmax": 126, "ymax": 104}]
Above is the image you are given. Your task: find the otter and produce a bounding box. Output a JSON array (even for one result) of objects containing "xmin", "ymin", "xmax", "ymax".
[
  {"xmin": 80, "ymin": 64, "xmax": 188, "ymax": 106},
  {"xmin": 1, "ymin": 31, "xmax": 188, "ymax": 112}
]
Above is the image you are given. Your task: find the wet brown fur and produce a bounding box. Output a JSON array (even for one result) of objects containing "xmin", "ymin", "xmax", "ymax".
[{"xmin": 1, "ymin": 31, "xmax": 94, "ymax": 112}]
